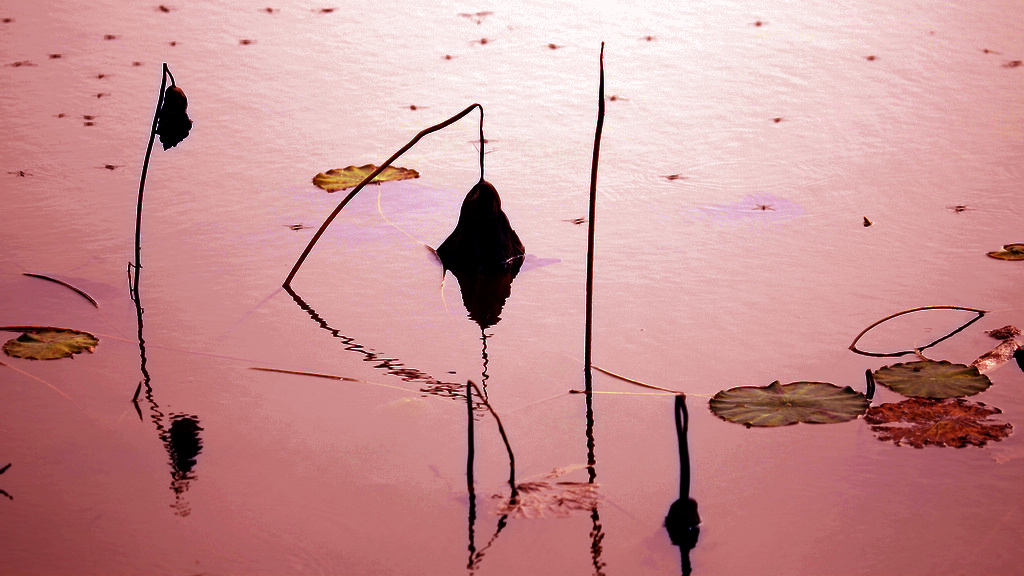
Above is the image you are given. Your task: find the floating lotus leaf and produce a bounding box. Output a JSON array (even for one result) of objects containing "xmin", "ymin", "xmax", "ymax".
[
  {"xmin": 864, "ymin": 397, "xmax": 1012, "ymax": 448},
  {"xmin": 312, "ymin": 164, "xmax": 419, "ymax": 192},
  {"xmin": 709, "ymin": 381, "xmax": 869, "ymax": 427},
  {"xmin": 871, "ymin": 360, "xmax": 991, "ymax": 399},
  {"xmin": 3, "ymin": 328, "xmax": 98, "ymax": 360},
  {"xmin": 987, "ymin": 243, "xmax": 1024, "ymax": 260}
]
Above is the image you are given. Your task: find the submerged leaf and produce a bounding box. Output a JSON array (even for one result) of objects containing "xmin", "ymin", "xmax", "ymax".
[
  {"xmin": 494, "ymin": 481, "xmax": 600, "ymax": 518},
  {"xmin": 709, "ymin": 381, "xmax": 869, "ymax": 427},
  {"xmin": 3, "ymin": 328, "xmax": 98, "ymax": 360},
  {"xmin": 987, "ymin": 243, "xmax": 1024, "ymax": 260},
  {"xmin": 312, "ymin": 164, "xmax": 419, "ymax": 192},
  {"xmin": 872, "ymin": 360, "xmax": 991, "ymax": 399},
  {"xmin": 157, "ymin": 85, "xmax": 192, "ymax": 149},
  {"xmin": 864, "ymin": 397, "xmax": 1011, "ymax": 448}
]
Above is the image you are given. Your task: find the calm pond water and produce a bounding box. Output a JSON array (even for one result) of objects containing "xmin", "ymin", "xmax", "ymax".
[{"xmin": 2, "ymin": 1, "xmax": 1024, "ymax": 574}]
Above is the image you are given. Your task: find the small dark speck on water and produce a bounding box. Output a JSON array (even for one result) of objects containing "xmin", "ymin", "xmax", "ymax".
[
  {"xmin": 8, "ymin": 60, "xmax": 36, "ymax": 67},
  {"xmin": 2, "ymin": 18, "xmax": 13, "ymax": 23},
  {"xmin": 169, "ymin": 41, "xmax": 177, "ymax": 46},
  {"xmin": 754, "ymin": 20, "xmax": 765, "ymax": 26},
  {"xmin": 643, "ymin": 35, "xmax": 655, "ymax": 41},
  {"xmin": 55, "ymin": 113, "xmax": 66, "ymax": 118},
  {"xmin": 8, "ymin": 170, "xmax": 32, "ymax": 177},
  {"xmin": 863, "ymin": 217, "xmax": 872, "ymax": 227},
  {"xmin": 1003, "ymin": 60, "xmax": 1022, "ymax": 68},
  {"xmin": 49, "ymin": 53, "xmax": 62, "ymax": 59},
  {"xmin": 547, "ymin": 43, "xmax": 560, "ymax": 49},
  {"xmin": 94, "ymin": 93, "xmax": 109, "ymax": 98},
  {"xmin": 132, "ymin": 61, "xmax": 142, "ymax": 66},
  {"xmin": 865, "ymin": 55, "xmax": 877, "ymax": 61},
  {"xmin": 96, "ymin": 73, "xmax": 108, "ymax": 79},
  {"xmin": 158, "ymin": 5, "xmax": 172, "ymax": 12},
  {"xmin": 608, "ymin": 94, "xmax": 628, "ymax": 101},
  {"xmin": 83, "ymin": 115, "xmax": 95, "ymax": 120},
  {"xmin": 264, "ymin": 7, "xmax": 277, "ymax": 14},
  {"xmin": 564, "ymin": 218, "xmax": 587, "ymax": 225},
  {"xmin": 983, "ymin": 48, "xmax": 1002, "ymax": 55},
  {"xmin": 84, "ymin": 121, "xmax": 95, "ymax": 126},
  {"xmin": 772, "ymin": 117, "xmax": 783, "ymax": 123},
  {"xmin": 444, "ymin": 54, "xmax": 454, "ymax": 60},
  {"xmin": 104, "ymin": 34, "xmax": 117, "ymax": 40},
  {"xmin": 662, "ymin": 174, "xmax": 688, "ymax": 181},
  {"xmin": 239, "ymin": 38, "xmax": 255, "ymax": 45},
  {"xmin": 317, "ymin": 8, "xmax": 336, "ymax": 14}
]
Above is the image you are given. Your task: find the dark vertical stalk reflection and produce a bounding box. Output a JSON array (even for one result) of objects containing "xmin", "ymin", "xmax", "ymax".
[
  {"xmin": 665, "ymin": 395, "xmax": 701, "ymax": 576},
  {"xmin": 479, "ymin": 326, "xmax": 490, "ymax": 400},
  {"xmin": 465, "ymin": 380, "xmax": 511, "ymax": 574},
  {"xmin": 583, "ymin": 43, "xmax": 607, "ymax": 576}
]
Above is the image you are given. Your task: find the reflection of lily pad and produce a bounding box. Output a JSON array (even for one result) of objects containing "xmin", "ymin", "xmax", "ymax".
[
  {"xmin": 709, "ymin": 381, "xmax": 869, "ymax": 427},
  {"xmin": 872, "ymin": 360, "xmax": 991, "ymax": 399},
  {"xmin": 987, "ymin": 243, "xmax": 1024, "ymax": 260},
  {"xmin": 312, "ymin": 164, "xmax": 419, "ymax": 192},
  {"xmin": 3, "ymin": 328, "xmax": 98, "ymax": 360},
  {"xmin": 864, "ymin": 397, "xmax": 1011, "ymax": 448}
]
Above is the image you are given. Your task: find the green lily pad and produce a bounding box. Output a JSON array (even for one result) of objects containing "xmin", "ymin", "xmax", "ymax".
[
  {"xmin": 709, "ymin": 381, "xmax": 869, "ymax": 427},
  {"xmin": 312, "ymin": 164, "xmax": 419, "ymax": 192},
  {"xmin": 987, "ymin": 243, "xmax": 1024, "ymax": 260},
  {"xmin": 3, "ymin": 328, "xmax": 98, "ymax": 360},
  {"xmin": 872, "ymin": 360, "xmax": 991, "ymax": 399}
]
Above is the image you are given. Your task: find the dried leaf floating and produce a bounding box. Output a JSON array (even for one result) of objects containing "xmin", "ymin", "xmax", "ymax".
[
  {"xmin": 156, "ymin": 85, "xmax": 192, "ymax": 149},
  {"xmin": 709, "ymin": 381, "xmax": 869, "ymax": 427},
  {"xmin": 871, "ymin": 360, "xmax": 991, "ymax": 399},
  {"xmin": 2, "ymin": 328, "xmax": 98, "ymax": 360},
  {"xmin": 987, "ymin": 243, "xmax": 1024, "ymax": 260},
  {"xmin": 864, "ymin": 398, "xmax": 1012, "ymax": 448},
  {"xmin": 312, "ymin": 164, "xmax": 419, "ymax": 192}
]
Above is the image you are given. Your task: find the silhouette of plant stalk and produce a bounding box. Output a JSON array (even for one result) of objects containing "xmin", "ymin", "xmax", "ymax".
[
  {"xmin": 130, "ymin": 63, "xmax": 178, "ymax": 303},
  {"xmin": 283, "ymin": 103, "xmax": 486, "ymax": 288}
]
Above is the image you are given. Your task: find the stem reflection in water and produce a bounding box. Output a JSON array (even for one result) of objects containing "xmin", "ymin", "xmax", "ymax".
[
  {"xmin": 665, "ymin": 395, "xmax": 701, "ymax": 576},
  {"xmin": 130, "ymin": 63, "xmax": 204, "ymax": 517}
]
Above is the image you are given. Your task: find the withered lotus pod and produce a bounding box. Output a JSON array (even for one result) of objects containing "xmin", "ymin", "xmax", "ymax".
[{"xmin": 157, "ymin": 85, "xmax": 192, "ymax": 149}]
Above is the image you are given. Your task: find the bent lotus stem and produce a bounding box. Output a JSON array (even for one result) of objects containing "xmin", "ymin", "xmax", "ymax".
[
  {"xmin": 849, "ymin": 305, "xmax": 987, "ymax": 357},
  {"xmin": 131, "ymin": 63, "xmax": 174, "ymax": 303},
  {"xmin": 283, "ymin": 103, "xmax": 486, "ymax": 288}
]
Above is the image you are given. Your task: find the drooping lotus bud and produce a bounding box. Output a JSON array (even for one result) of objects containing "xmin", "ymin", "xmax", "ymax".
[{"xmin": 157, "ymin": 85, "xmax": 192, "ymax": 149}]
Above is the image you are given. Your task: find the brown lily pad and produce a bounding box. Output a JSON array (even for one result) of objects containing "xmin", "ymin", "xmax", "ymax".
[
  {"xmin": 312, "ymin": 164, "xmax": 419, "ymax": 192},
  {"xmin": 3, "ymin": 328, "xmax": 98, "ymax": 360},
  {"xmin": 987, "ymin": 243, "xmax": 1024, "ymax": 260},
  {"xmin": 864, "ymin": 397, "xmax": 1012, "ymax": 448}
]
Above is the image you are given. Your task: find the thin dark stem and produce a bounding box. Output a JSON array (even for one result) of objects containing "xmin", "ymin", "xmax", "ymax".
[
  {"xmin": 467, "ymin": 380, "xmax": 516, "ymax": 496},
  {"xmin": 283, "ymin": 103, "xmax": 485, "ymax": 288},
  {"xmin": 466, "ymin": 380, "xmax": 477, "ymax": 569},
  {"xmin": 131, "ymin": 63, "xmax": 169, "ymax": 302},
  {"xmin": 584, "ymin": 43, "xmax": 605, "ymax": 375},
  {"xmin": 848, "ymin": 305, "xmax": 987, "ymax": 357}
]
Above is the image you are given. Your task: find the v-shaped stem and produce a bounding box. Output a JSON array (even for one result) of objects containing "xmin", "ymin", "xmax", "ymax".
[{"xmin": 283, "ymin": 103, "xmax": 486, "ymax": 288}]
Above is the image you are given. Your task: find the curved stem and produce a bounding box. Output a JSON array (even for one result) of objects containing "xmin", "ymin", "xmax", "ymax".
[
  {"xmin": 131, "ymin": 63, "xmax": 170, "ymax": 302},
  {"xmin": 283, "ymin": 103, "xmax": 485, "ymax": 288},
  {"xmin": 848, "ymin": 305, "xmax": 987, "ymax": 357}
]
